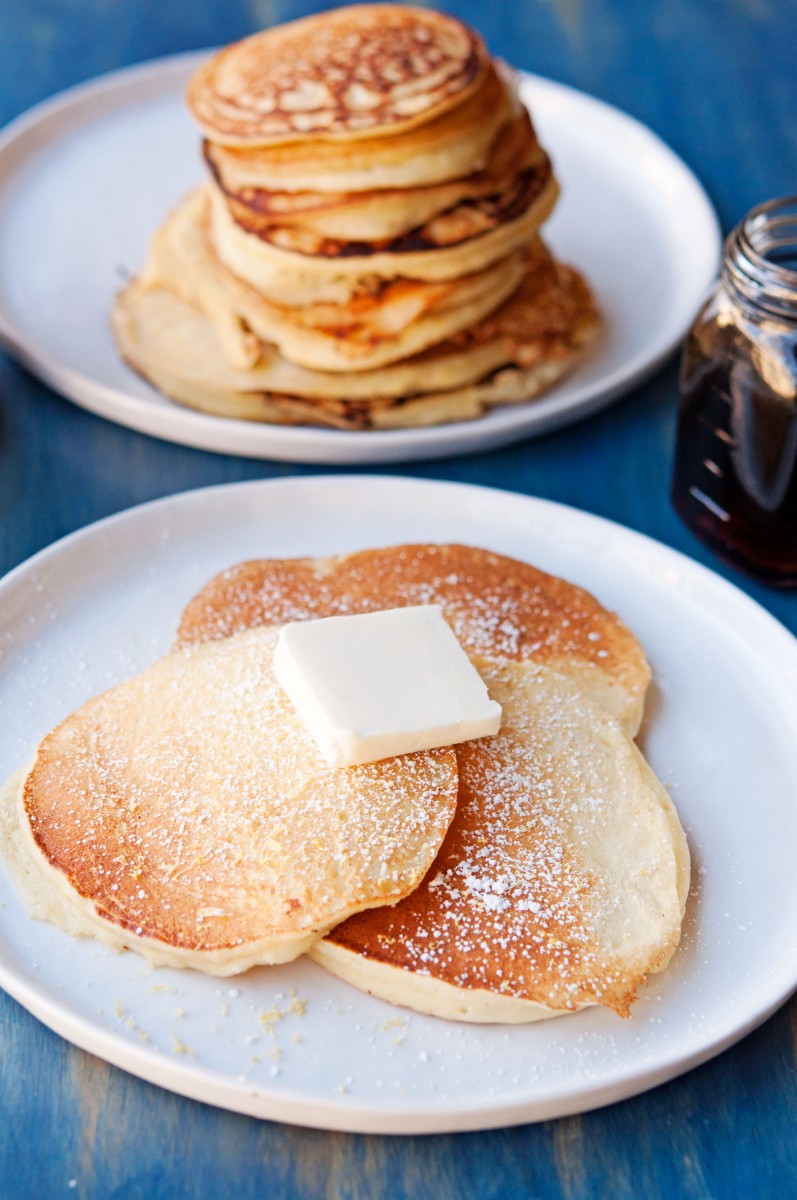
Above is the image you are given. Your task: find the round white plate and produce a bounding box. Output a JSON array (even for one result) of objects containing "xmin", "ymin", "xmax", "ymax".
[
  {"xmin": 1, "ymin": 475, "xmax": 796, "ymax": 1134},
  {"xmin": 0, "ymin": 53, "xmax": 721, "ymax": 464}
]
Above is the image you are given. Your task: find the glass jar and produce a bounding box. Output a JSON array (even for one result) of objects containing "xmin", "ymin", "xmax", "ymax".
[{"xmin": 671, "ymin": 196, "xmax": 797, "ymax": 586}]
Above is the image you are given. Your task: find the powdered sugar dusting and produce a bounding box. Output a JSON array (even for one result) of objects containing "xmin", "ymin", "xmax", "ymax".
[
  {"xmin": 329, "ymin": 656, "xmax": 682, "ymax": 1017},
  {"xmin": 175, "ymin": 545, "xmax": 640, "ymax": 685},
  {"xmin": 22, "ymin": 626, "xmax": 458, "ymax": 961}
]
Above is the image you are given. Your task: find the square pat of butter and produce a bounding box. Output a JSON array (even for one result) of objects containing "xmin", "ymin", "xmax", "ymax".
[{"xmin": 273, "ymin": 605, "xmax": 502, "ymax": 767}]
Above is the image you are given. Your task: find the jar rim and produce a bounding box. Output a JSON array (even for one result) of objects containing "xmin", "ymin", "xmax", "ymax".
[{"xmin": 724, "ymin": 196, "xmax": 797, "ymax": 317}]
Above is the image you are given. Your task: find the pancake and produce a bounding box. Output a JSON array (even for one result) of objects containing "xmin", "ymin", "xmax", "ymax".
[
  {"xmin": 227, "ymin": 162, "xmax": 554, "ymax": 255},
  {"xmin": 112, "ymin": 280, "xmax": 516, "ymax": 400},
  {"xmin": 210, "ymin": 111, "xmax": 544, "ymax": 244},
  {"xmin": 141, "ymin": 187, "xmax": 527, "ymax": 373},
  {"xmin": 202, "ymin": 62, "xmax": 518, "ymax": 195},
  {"xmin": 5, "ymin": 626, "xmax": 458, "ymax": 975},
  {"xmin": 128, "ymin": 349, "xmax": 590, "ymax": 430},
  {"xmin": 209, "ymin": 162, "xmax": 559, "ymax": 302},
  {"xmin": 187, "ymin": 6, "xmax": 487, "ymax": 147},
  {"xmin": 312, "ymin": 656, "xmax": 690, "ymax": 1022},
  {"xmin": 175, "ymin": 544, "xmax": 651, "ymax": 737},
  {"xmin": 224, "ymin": 260, "xmax": 525, "ymax": 372},
  {"xmin": 111, "ymin": 6, "xmax": 603, "ymax": 434},
  {"xmin": 112, "ymin": 244, "xmax": 599, "ymax": 426}
]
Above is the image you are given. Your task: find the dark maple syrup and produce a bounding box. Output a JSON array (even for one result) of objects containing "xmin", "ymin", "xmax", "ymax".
[{"xmin": 672, "ymin": 198, "xmax": 797, "ymax": 586}]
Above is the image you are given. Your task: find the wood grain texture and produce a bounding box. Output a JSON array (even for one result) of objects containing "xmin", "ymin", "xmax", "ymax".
[{"xmin": 1, "ymin": 1, "xmax": 797, "ymax": 1197}]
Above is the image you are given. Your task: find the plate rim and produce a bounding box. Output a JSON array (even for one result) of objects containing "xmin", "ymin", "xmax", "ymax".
[
  {"xmin": 1, "ymin": 473, "xmax": 797, "ymax": 1134},
  {"xmin": 0, "ymin": 50, "xmax": 722, "ymax": 464}
]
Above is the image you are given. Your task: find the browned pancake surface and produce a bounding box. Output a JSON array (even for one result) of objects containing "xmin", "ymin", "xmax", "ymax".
[
  {"xmin": 22, "ymin": 627, "xmax": 458, "ymax": 963},
  {"xmin": 231, "ymin": 160, "xmax": 555, "ymax": 258},
  {"xmin": 110, "ymin": 247, "xmax": 600, "ymax": 431},
  {"xmin": 202, "ymin": 64, "xmax": 522, "ymax": 201},
  {"xmin": 319, "ymin": 656, "xmax": 686, "ymax": 1019},
  {"xmin": 187, "ymin": 5, "xmax": 486, "ymax": 145},
  {"xmin": 206, "ymin": 109, "xmax": 543, "ymax": 243},
  {"xmin": 175, "ymin": 544, "xmax": 650, "ymax": 734}
]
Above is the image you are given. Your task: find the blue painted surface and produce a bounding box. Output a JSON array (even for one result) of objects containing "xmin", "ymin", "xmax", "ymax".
[{"xmin": 1, "ymin": 1, "xmax": 797, "ymax": 1196}]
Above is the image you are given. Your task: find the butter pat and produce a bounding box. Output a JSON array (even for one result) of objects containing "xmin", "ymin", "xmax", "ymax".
[{"xmin": 273, "ymin": 605, "xmax": 502, "ymax": 768}]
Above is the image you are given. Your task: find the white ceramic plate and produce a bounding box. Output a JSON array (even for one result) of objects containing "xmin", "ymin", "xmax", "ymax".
[
  {"xmin": 0, "ymin": 53, "xmax": 721, "ymax": 464},
  {"xmin": 1, "ymin": 476, "xmax": 796, "ymax": 1134}
]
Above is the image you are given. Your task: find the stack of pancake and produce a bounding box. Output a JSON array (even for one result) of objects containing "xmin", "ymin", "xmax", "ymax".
[
  {"xmin": 112, "ymin": 5, "xmax": 600, "ymax": 431},
  {"xmin": 1, "ymin": 545, "xmax": 689, "ymax": 1024}
]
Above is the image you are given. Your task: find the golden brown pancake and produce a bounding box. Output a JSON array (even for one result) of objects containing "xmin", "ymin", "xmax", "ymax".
[
  {"xmin": 120, "ymin": 345, "xmax": 592, "ymax": 430},
  {"xmin": 312, "ymin": 656, "xmax": 689, "ymax": 1022},
  {"xmin": 138, "ymin": 354, "xmax": 581, "ymax": 431},
  {"xmin": 229, "ymin": 162, "xmax": 555, "ymax": 256},
  {"xmin": 209, "ymin": 162, "xmax": 559, "ymax": 303},
  {"xmin": 187, "ymin": 5, "xmax": 487, "ymax": 146},
  {"xmin": 208, "ymin": 111, "xmax": 544, "ymax": 243},
  {"xmin": 139, "ymin": 187, "xmax": 528, "ymax": 373},
  {"xmin": 202, "ymin": 62, "xmax": 517, "ymax": 195},
  {"xmin": 9, "ymin": 626, "xmax": 459, "ymax": 974},
  {"xmin": 111, "ymin": 6, "xmax": 603, "ymax": 434},
  {"xmin": 175, "ymin": 544, "xmax": 651, "ymax": 737},
  {"xmin": 112, "ymin": 244, "xmax": 598, "ymax": 428},
  {"xmin": 112, "ymin": 242, "xmax": 599, "ymax": 427}
]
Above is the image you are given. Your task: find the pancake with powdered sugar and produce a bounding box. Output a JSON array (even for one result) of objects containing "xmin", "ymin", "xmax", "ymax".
[
  {"xmin": 175, "ymin": 543, "xmax": 651, "ymax": 737},
  {"xmin": 313, "ymin": 655, "xmax": 689, "ymax": 1022},
  {"xmin": 3, "ymin": 626, "xmax": 458, "ymax": 975}
]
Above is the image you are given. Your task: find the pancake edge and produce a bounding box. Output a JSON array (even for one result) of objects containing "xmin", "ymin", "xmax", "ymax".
[
  {"xmin": 309, "ymin": 937, "xmax": 577, "ymax": 1023},
  {"xmin": 0, "ymin": 768, "xmax": 328, "ymax": 974}
]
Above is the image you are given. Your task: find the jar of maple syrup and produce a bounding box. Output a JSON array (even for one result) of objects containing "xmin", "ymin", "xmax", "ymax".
[{"xmin": 672, "ymin": 196, "xmax": 797, "ymax": 586}]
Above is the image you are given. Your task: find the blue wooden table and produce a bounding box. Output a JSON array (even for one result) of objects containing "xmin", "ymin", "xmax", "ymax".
[{"xmin": 1, "ymin": 2, "xmax": 796, "ymax": 1196}]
